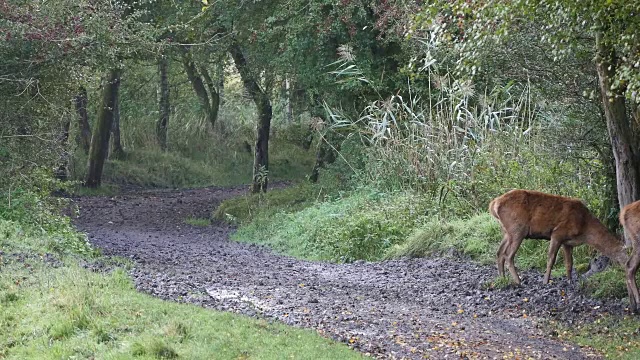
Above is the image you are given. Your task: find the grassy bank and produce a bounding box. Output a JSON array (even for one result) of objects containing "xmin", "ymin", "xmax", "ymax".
[
  {"xmin": 218, "ymin": 185, "xmax": 598, "ymax": 271},
  {"xmin": 0, "ymin": 219, "xmax": 361, "ymax": 360},
  {"xmin": 218, "ymin": 187, "xmax": 429, "ymax": 262}
]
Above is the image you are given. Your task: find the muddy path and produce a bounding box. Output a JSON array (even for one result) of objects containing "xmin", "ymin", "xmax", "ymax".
[{"xmin": 72, "ymin": 186, "xmax": 624, "ymax": 359}]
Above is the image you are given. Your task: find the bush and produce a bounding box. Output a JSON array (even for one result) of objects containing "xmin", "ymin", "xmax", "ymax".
[
  {"xmin": 386, "ymin": 213, "xmax": 502, "ymax": 263},
  {"xmin": 0, "ymin": 169, "xmax": 94, "ymax": 257},
  {"xmin": 231, "ymin": 190, "xmax": 429, "ymax": 262}
]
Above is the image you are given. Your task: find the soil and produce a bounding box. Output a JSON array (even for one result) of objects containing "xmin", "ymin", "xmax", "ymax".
[{"xmin": 72, "ymin": 186, "xmax": 627, "ymax": 359}]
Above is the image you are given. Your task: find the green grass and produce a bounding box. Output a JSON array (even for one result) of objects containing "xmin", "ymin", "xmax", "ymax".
[
  {"xmin": 561, "ymin": 316, "xmax": 640, "ymax": 359},
  {"xmin": 184, "ymin": 217, "xmax": 211, "ymax": 227},
  {"xmin": 229, "ymin": 189, "xmax": 429, "ymax": 262},
  {"xmin": 0, "ymin": 219, "xmax": 95, "ymax": 257},
  {"xmin": 386, "ymin": 213, "xmax": 594, "ymax": 273},
  {"xmin": 385, "ymin": 213, "xmax": 503, "ymax": 263},
  {"xmin": 73, "ymin": 150, "xmax": 248, "ymax": 188},
  {"xmin": 482, "ymin": 276, "xmax": 515, "ymax": 290},
  {"xmin": 0, "ymin": 226, "xmax": 361, "ymax": 360},
  {"xmin": 70, "ymin": 183, "xmax": 121, "ymax": 197},
  {"xmin": 581, "ymin": 267, "xmax": 629, "ymax": 300},
  {"xmin": 0, "ymin": 261, "xmax": 362, "ymax": 359}
]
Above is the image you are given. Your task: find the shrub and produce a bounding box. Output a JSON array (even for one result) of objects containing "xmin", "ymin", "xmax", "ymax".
[{"xmin": 231, "ymin": 190, "xmax": 429, "ymax": 262}]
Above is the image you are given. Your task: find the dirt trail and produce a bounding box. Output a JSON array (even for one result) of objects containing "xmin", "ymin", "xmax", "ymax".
[{"xmin": 73, "ymin": 186, "xmax": 623, "ymax": 359}]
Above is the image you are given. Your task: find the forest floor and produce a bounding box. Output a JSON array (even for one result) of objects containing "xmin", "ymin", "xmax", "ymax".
[{"xmin": 72, "ymin": 186, "xmax": 627, "ymax": 359}]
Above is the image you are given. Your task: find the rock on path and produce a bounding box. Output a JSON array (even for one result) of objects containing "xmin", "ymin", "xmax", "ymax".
[{"xmin": 73, "ymin": 186, "xmax": 622, "ymax": 359}]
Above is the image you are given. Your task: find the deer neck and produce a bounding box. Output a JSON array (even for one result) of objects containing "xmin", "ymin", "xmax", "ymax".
[{"xmin": 583, "ymin": 220, "xmax": 628, "ymax": 266}]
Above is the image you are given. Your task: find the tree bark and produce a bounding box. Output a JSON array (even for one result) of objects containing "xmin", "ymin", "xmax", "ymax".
[
  {"xmin": 302, "ymin": 123, "xmax": 314, "ymax": 150},
  {"xmin": 181, "ymin": 49, "xmax": 219, "ymax": 129},
  {"xmin": 54, "ymin": 119, "xmax": 71, "ymax": 181},
  {"xmin": 595, "ymin": 32, "xmax": 640, "ymax": 246},
  {"xmin": 86, "ymin": 69, "xmax": 121, "ymax": 188},
  {"xmin": 229, "ymin": 41, "xmax": 272, "ymax": 193},
  {"xmin": 218, "ymin": 62, "xmax": 225, "ymax": 105},
  {"xmin": 110, "ymin": 85, "xmax": 124, "ymax": 159},
  {"xmin": 199, "ymin": 65, "xmax": 220, "ymax": 129},
  {"xmin": 309, "ymin": 131, "xmax": 339, "ymax": 183},
  {"xmin": 157, "ymin": 54, "xmax": 170, "ymax": 151},
  {"xmin": 285, "ymin": 79, "xmax": 293, "ymax": 123},
  {"xmin": 74, "ymin": 86, "xmax": 91, "ymax": 154},
  {"xmin": 309, "ymin": 139, "xmax": 328, "ymax": 183}
]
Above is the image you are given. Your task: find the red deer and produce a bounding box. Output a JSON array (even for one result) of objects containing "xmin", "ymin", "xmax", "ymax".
[
  {"xmin": 489, "ymin": 189, "xmax": 628, "ymax": 285},
  {"xmin": 619, "ymin": 200, "xmax": 640, "ymax": 313}
]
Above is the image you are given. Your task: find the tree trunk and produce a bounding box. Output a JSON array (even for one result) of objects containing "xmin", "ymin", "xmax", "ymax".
[
  {"xmin": 181, "ymin": 49, "xmax": 219, "ymax": 129},
  {"xmin": 285, "ymin": 78, "xmax": 293, "ymax": 123},
  {"xmin": 309, "ymin": 139, "xmax": 328, "ymax": 183},
  {"xmin": 302, "ymin": 123, "xmax": 314, "ymax": 150},
  {"xmin": 110, "ymin": 85, "xmax": 124, "ymax": 159},
  {"xmin": 199, "ymin": 65, "xmax": 220, "ymax": 129},
  {"xmin": 229, "ymin": 41, "xmax": 272, "ymax": 193},
  {"xmin": 74, "ymin": 86, "xmax": 91, "ymax": 154},
  {"xmin": 54, "ymin": 119, "xmax": 71, "ymax": 181},
  {"xmin": 157, "ymin": 54, "xmax": 170, "ymax": 151},
  {"xmin": 308, "ymin": 103, "xmax": 339, "ymax": 183},
  {"xmin": 86, "ymin": 69, "xmax": 121, "ymax": 188},
  {"xmin": 595, "ymin": 32, "xmax": 640, "ymax": 247},
  {"xmin": 218, "ymin": 62, "xmax": 225, "ymax": 105},
  {"xmin": 309, "ymin": 132, "xmax": 339, "ymax": 183}
]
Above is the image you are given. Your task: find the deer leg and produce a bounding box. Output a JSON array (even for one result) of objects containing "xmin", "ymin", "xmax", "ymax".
[
  {"xmin": 626, "ymin": 250, "xmax": 640, "ymax": 314},
  {"xmin": 562, "ymin": 245, "xmax": 574, "ymax": 282},
  {"xmin": 496, "ymin": 233, "xmax": 510, "ymax": 278},
  {"xmin": 543, "ymin": 237, "xmax": 562, "ymax": 284},
  {"xmin": 504, "ymin": 235, "xmax": 524, "ymax": 285}
]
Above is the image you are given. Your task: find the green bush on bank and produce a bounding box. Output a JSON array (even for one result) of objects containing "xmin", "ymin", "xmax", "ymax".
[
  {"xmin": 581, "ymin": 267, "xmax": 629, "ymax": 300},
  {"xmin": 231, "ymin": 189, "xmax": 429, "ymax": 262}
]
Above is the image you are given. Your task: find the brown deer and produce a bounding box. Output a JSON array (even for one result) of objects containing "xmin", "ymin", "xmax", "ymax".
[
  {"xmin": 619, "ymin": 200, "xmax": 640, "ymax": 313},
  {"xmin": 489, "ymin": 189, "xmax": 628, "ymax": 285}
]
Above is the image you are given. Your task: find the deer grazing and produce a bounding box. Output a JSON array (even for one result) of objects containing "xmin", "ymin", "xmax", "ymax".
[
  {"xmin": 489, "ymin": 189, "xmax": 628, "ymax": 285},
  {"xmin": 619, "ymin": 200, "xmax": 640, "ymax": 313}
]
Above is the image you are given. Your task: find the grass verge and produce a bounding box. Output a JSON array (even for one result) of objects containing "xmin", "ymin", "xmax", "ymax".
[
  {"xmin": 228, "ymin": 189, "xmax": 429, "ymax": 262},
  {"xmin": 560, "ymin": 316, "xmax": 640, "ymax": 360},
  {"xmin": 213, "ymin": 182, "xmax": 325, "ymax": 224},
  {"xmin": 0, "ymin": 224, "xmax": 360, "ymax": 359}
]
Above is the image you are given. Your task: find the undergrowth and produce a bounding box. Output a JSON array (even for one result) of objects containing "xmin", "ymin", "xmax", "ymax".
[{"xmin": 581, "ymin": 268, "xmax": 629, "ymax": 300}]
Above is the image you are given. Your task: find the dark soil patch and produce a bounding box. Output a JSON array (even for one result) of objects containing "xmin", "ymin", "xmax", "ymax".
[{"xmin": 72, "ymin": 186, "xmax": 623, "ymax": 359}]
